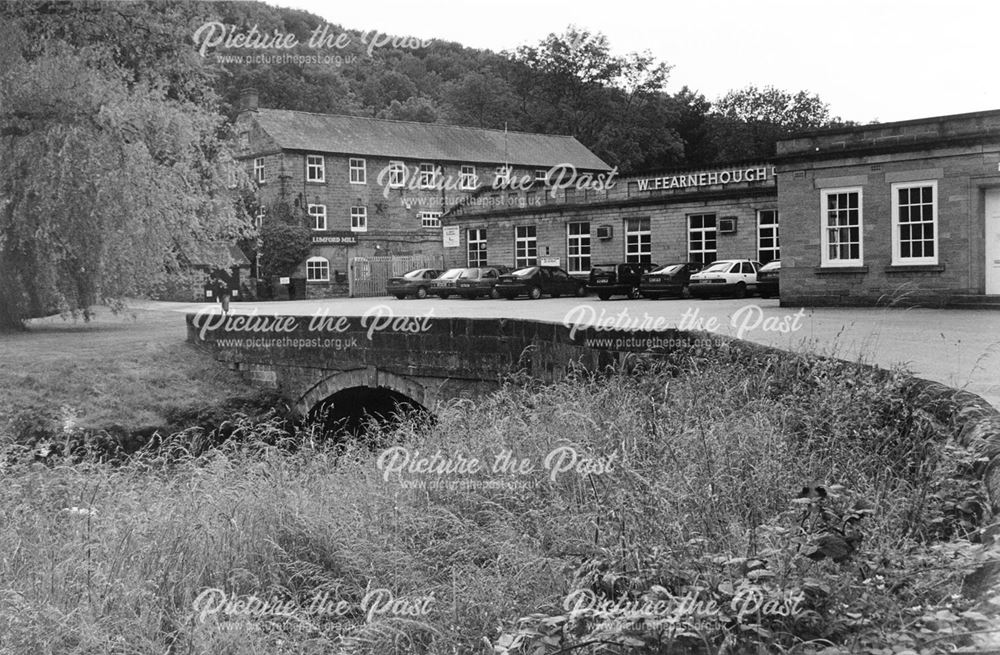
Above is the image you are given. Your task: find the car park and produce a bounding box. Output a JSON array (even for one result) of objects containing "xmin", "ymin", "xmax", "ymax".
[
  {"xmin": 429, "ymin": 268, "xmax": 467, "ymax": 299},
  {"xmin": 586, "ymin": 262, "xmax": 658, "ymax": 300},
  {"xmin": 453, "ymin": 266, "xmax": 507, "ymax": 299},
  {"xmin": 639, "ymin": 262, "xmax": 703, "ymax": 299},
  {"xmin": 386, "ymin": 268, "xmax": 443, "ymax": 299},
  {"xmin": 756, "ymin": 260, "xmax": 780, "ymax": 298},
  {"xmin": 495, "ymin": 266, "xmax": 587, "ymax": 299},
  {"xmin": 688, "ymin": 259, "xmax": 762, "ymax": 298}
]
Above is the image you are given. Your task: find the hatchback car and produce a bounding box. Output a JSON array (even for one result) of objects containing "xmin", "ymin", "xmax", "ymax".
[
  {"xmin": 756, "ymin": 260, "xmax": 780, "ymax": 298},
  {"xmin": 639, "ymin": 262, "xmax": 703, "ymax": 299},
  {"xmin": 386, "ymin": 268, "xmax": 442, "ymax": 299},
  {"xmin": 688, "ymin": 259, "xmax": 762, "ymax": 298},
  {"xmin": 586, "ymin": 262, "xmax": 658, "ymax": 300},
  {"xmin": 496, "ymin": 266, "xmax": 587, "ymax": 299},
  {"xmin": 429, "ymin": 268, "xmax": 467, "ymax": 299},
  {"xmin": 453, "ymin": 267, "xmax": 506, "ymax": 299}
]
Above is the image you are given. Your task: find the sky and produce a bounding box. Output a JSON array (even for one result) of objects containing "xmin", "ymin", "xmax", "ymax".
[{"xmin": 271, "ymin": 0, "xmax": 999, "ymax": 124}]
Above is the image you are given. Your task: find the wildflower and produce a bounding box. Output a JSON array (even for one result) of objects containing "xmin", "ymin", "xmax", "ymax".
[{"xmin": 63, "ymin": 506, "xmax": 98, "ymax": 517}]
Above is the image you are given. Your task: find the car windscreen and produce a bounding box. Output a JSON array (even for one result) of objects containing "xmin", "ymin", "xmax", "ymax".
[
  {"xmin": 702, "ymin": 262, "xmax": 734, "ymax": 273},
  {"xmin": 590, "ymin": 265, "xmax": 615, "ymax": 274},
  {"xmin": 402, "ymin": 269, "xmax": 427, "ymax": 279},
  {"xmin": 760, "ymin": 261, "xmax": 781, "ymax": 272},
  {"xmin": 511, "ymin": 267, "xmax": 538, "ymax": 278},
  {"xmin": 457, "ymin": 268, "xmax": 481, "ymax": 279},
  {"xmin": 439, "ymin": 269, "xmax": 465, "ymax": 279},
  {"xmin": 651, "ymin": 264, "xmax": 684, "ymax": 275}
]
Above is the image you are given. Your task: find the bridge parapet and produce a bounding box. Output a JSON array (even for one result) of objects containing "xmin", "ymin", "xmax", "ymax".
[{"xmin": 184, "ymin": 310, "xmax": 700, "ymax": 415}]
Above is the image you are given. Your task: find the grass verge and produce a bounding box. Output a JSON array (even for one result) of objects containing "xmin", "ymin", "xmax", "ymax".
[
  {"xmin": 0, "ymin": 306, "xmax": 273, "ymax": 444},
  {"xmin": 1, "ymin": 341, "xmax": 998, "ymax": 654}
]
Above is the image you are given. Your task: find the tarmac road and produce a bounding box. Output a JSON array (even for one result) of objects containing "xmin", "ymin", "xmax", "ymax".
[{"xmin": 154, "ymin": 295, "xmax": 1000, "ymax": 411}]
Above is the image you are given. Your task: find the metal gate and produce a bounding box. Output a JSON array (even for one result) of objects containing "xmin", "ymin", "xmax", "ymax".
[{"xmin": 348, "ymin": 255, "xmax": 444, "ymax": 297}]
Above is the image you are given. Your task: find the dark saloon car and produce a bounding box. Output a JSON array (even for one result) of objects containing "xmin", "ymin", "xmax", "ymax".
[
  {"xmin": 639, "ymin": 262, "xmax": 703, "ymax": 299},
  {"xmin": 496, "ymin": 266, "xmax": 587, "ymax": 300},
  {"xmin": 386, "ymin": 268, "xmax": 442, "ymax": 299},
  {"xmin": 429, "ymin": 268, "xmax": 467, "ymax": 299},
  {"xmin": 756, "ymin": 260, "xmax": 780, "ymax": 298},
  {"xmin": 586, "ymin": 262, "xmax": 658, "ymax": 300},
  {"xmin": 453, "ymin": 267, "xmax": 506, "ymax": 299}
]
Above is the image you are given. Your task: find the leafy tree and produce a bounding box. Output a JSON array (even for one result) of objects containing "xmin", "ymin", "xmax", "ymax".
[
  {"xmin": 377, "ymin": 96, "xmax": 439, "ymax": 123},
  {"xmin": 441, "ymin": 71, "xmax": 516, "ymax": 128},
  {"xmin": 1, "ymin": 0, "xmax": 220, "ymax": 105},
  {"xmin": 506, "ymin": 26, "xmax": 679, "ymax": 172},
  {"xmin": 669, "ymin": 87, "xmax": 719, "ymax": 168},
  {"xmin": 0, "ymin": 37, "xmax": 245, "ymax": 329},
  {"xmin": 714, "ymin": 85, "xmax": 834, "ymax": 129},
  {"xmin": 258, "ymin": 200, "xmax": 311, "ymax": 278},
  {"xmin": 708, "ymin": 85, "xmax": 843, "ymax": 160}
]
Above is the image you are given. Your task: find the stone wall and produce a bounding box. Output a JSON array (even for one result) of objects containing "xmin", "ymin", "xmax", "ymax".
[{"xmin": 776, "ymin": 110, "xmax": 1000, "ymax": 306}]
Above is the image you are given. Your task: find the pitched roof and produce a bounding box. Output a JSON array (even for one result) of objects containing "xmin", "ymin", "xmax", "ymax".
[{"xmin": 251, "ymin": 109, "xmax": 611, "ymax": 171}]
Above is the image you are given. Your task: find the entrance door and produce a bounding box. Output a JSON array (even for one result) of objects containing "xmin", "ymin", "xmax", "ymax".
[{"xmin": 987, "ymin": 189, "xmax": 1000, "ymax": 294}]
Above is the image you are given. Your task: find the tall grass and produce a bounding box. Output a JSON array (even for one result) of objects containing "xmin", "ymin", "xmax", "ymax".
[{"xmin": 0, "ymin": 342, "xmax": 993, "ymax": 654}]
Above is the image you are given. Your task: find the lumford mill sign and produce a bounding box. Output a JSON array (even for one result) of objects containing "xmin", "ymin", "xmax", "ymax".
[
  {"xmin": 636, "ymin": 166, "xmax": 774, "ymax": 192},
  {"xmin": 312, "ymin": 233, "xmax": 358, "ymax": 245}
]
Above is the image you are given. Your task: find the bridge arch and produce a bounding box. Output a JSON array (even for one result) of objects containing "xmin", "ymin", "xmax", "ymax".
[{"xmin": 294, "ymin": 367, "xmax": 437, "ymax": 418}]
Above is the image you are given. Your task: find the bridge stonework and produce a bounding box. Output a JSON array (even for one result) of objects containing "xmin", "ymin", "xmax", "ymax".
[
  {"xmin": 184, "ymin": 312, "xmax": 693, "ymax": 416},
  {"xmin": 185, "ymin": 310, "xmax": 1000, "ymax": 517}
]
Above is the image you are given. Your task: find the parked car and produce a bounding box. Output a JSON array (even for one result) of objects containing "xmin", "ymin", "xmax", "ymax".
[
  {"xmin": 429, "ymin": 268, "xmax": 467, "ymax": 299},
  {"xmin": 496, "ymin": 266, "xmax": 587, "ymax": 299},
  {"xmin": 639, "ymin": 262, "xmax": 704, "ymax": 299},
  {"xmin": 453, "ymin": 266, "xmax": 506, "ymax": 299},
  {"xmin": 586, "ymin": 262, "xmax": 658, "ymax": 300},
  {"xmin": 688, "ymin": 259, "xmax": 762, "ymax": 298},
  {"xmin": 386, "ymin": 268, "xmax": 442, "ymax": 299},
  {"xmin": 757, "ymin": 260, "xmax": 780, "ymax": 298}
]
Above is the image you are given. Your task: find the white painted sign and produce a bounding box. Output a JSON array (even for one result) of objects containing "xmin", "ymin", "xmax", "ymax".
[
  {"xmin": 442, "ymin": 225, "xmax": 460, "ymax": 248},
  {"xmin": 636, "ymin": 166, "xmax": 773, "ymax": 192},
  {"xmin": 540, "ymin": 257, "xmax": 561, "ymax": 267},
  {"xmin": 279, "ymin": 276, "xmax": 290, "ymax": 285}
]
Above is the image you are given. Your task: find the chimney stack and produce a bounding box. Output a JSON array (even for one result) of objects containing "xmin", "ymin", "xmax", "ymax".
[{"xmin": 239, "ymin": 87, "xmax": 259, "ymax": 113}]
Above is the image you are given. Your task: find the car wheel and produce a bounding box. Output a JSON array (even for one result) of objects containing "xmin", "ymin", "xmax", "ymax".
[
  {"xmin": 597, "ymin": 292, "xmax": 611, "ymax": 301},
  {"xmin": 393, "ymin": 294, "xmax": 405, "ymax": 300},
  {"xmin": 439, "ymin": 293, "xmax": 450, "ymax": 299},
  {"xmin": 735, "ymin": 282, "xmax": 747, "ymax": 299},
  {"xmin": 759, "ymin": 291, "xmax": 771, "ymax": 299},
  {"xmin": 680, "ymin": 285, "xmax": 692, "ymax": 299},
  {"xmin": 416, "ymin": 287, "xmax": 428, "ymax": 300},
  {"xmin": 628, "ymin": 286, "xmax": 641, "ymax": 300},
  {"xmin": 489, "ymin": 287, "xmax": 500, "ymax": 300},
  {"xmin": 528, "ymin": 286, "xmax": 542, "ymax": 300},
  {"xmin": 575, "ymin": 284, "xmax": 586, "ymax": 297}
]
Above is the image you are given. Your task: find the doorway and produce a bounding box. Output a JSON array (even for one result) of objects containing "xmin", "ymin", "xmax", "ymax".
[{"xmin": 986, "ymin": 189, "xmax": 1000, "ymax": 294}]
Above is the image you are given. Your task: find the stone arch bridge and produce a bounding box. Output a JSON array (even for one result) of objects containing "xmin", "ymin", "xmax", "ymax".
[{"xmin": 185, "ymin": 310, "xmax": 699, "ymax": 417}]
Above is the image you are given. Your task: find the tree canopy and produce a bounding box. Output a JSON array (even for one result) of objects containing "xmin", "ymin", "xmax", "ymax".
[
  {"xmin": 0, "ymin": 1, "xmax": 850, "ymax": 327},
  {"xmin": 706, "ymin": 85, "xmax": 847, "ymax": 161},
  {"xmin": 0, "ymin": 6, "xmax": 247, "ymax": 328}
]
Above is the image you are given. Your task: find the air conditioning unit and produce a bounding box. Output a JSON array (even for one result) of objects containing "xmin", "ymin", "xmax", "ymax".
[
  {"xmin": 596, "ymin": 225, "xmax": 613, "ymax": 240},
  {"xmin": 719, "ymin": 217, "xmax": 737, "ymax": 234}
]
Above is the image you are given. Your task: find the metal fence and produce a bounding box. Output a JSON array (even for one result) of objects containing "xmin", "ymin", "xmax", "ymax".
[{"xmin": 348, "ymin": 255, "xmax": 444, "ymax": 297}]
